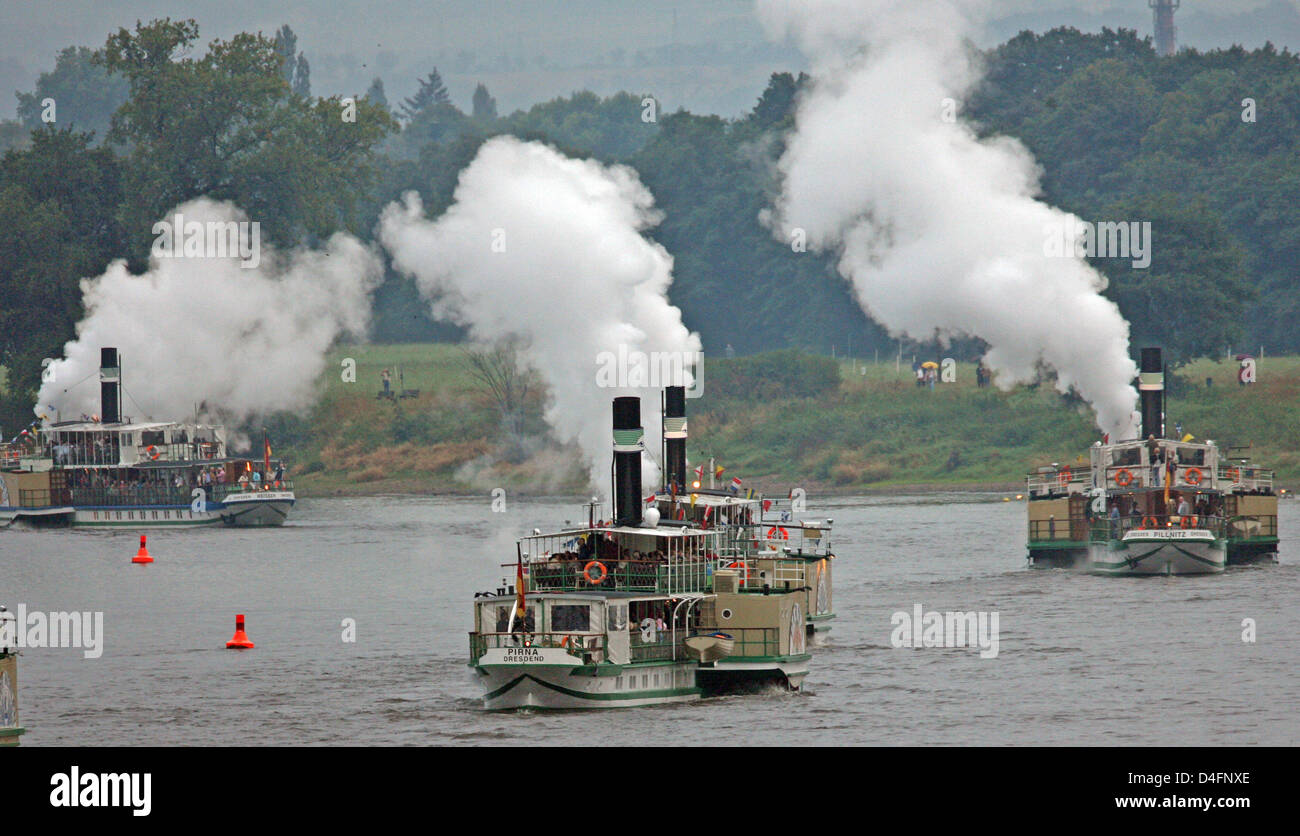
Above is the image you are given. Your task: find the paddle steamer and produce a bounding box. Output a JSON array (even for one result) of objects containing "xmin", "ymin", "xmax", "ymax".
[
  {"xmin": 1026, "ymin": 348, "xmax": 1279, "ymax": 575},
  {"xmin": 0, "ymin": 348, "xmax": 294, "ymax": 528},
  {"xmin": 468, "ymin": 388, "xmax": 836, "ymax": 709}
]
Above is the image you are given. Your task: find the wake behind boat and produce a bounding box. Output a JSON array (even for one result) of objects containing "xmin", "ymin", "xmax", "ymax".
[{"xmin": 0, "ymin": 347, "xmax": 294, "ymax": 529}]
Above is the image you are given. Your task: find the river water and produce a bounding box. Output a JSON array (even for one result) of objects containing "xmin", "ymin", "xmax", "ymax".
[{"xmin": 3, "ymin": 493, "xmax": 1297, "ymax": 745}]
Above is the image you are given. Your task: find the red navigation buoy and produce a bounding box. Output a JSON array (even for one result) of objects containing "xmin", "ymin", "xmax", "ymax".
[
  {"xmin": 226, "ymin": 614, "xmax": 254, "ymax": 649},
  {"xmin": 132, "ymin": 534, "xmax": 153, "ymax": 564}
]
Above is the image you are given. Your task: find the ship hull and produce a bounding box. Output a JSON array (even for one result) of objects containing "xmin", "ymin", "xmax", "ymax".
[
  {"xmin": 1, "ymin": 493, "xmax": 294, "ymax": 528},
  {"xmin": 217, "ymin": 492, "xmax": 295, "ymax": 526},
  {"xmin": 695, "ymin": 653, "xmax": 812, "ymax": 692},
  {"xmin": 1088, "ymin": 534, "xmax": 1226, "ymax": 576},
  {"xmin": 476, "ymin": 658, "xmax": 701, "ymax": 710}
]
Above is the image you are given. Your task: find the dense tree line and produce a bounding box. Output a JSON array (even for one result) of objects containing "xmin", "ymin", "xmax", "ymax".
[{"xmin": 2, "ymin": 21, "xmax": 1298, "ymax": 431}]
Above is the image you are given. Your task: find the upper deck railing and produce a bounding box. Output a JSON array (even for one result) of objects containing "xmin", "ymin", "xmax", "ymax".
[
  {"xmin": 730, "ymin": 521, "xmax": 833, "ymax": 558},
  {"xmin": 1081, "ymin": 514, "xmax": 1248, "ymax": 543},
  {"xmin": 1026, "ymin": 467, "xmax": 1090, "ymax": 496},
  {"xmin": 1029, "ymin": 463, "xmax": 1275, "ymax": 495},
  {"xmin": 517, "ymin": 552, "xmax": 811, "ymax": 596},
  {"xmin": 1217, "ymin": 465, "xmax": 1273, "ymax": 493}
]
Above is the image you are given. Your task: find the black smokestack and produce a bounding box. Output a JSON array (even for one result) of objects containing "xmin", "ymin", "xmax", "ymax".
[
  {"xmin": 100, "ymin": 347, "xmax": 121, "ymax": 424},
  {"xmin": 1138, "ymin": 347, "xmax": 1164, "ymax": 439},
  {"xmin": 663, "ymin": 385, "xmax": 687, "ymax": 493},
  {"xmin": 612, "ymin": 396, "xmax": 643, "ymax": 527}
]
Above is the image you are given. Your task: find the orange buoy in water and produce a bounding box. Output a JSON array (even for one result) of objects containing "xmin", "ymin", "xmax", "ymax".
[
  {"xmin": 132, "ymin": 534, "xmax": 153, "ymax": 564},
  {"xmin": 226, "ymin": 614, "xmax": 255, "ymax": 649}
]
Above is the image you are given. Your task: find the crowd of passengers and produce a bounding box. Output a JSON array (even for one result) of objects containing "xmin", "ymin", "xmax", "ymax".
[{"xmin": 63, "ymin": 463, "xmax": 285, "ymax": 496}]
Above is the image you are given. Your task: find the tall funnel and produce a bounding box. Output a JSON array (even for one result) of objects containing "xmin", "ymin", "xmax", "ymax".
[
  {"xmin": 612, "ymin": 396, "xmax": 643, "ymax": 527},
  {"xmin": 1138, "ymin": 347, "xmax": 1164, "ymax": 439},
  {"xmin": 100, "ymin": 347, "xmax": 121, "ymax": 424},
  {"xmin": 663, "ymin": 386, "xmax": 687, "ymax": 493}
]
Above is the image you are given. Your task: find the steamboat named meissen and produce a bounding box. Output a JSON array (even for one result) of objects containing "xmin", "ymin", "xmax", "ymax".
[
  {"xmin": 1026, "ymin": 347, "xmax": 1279, "ymax": 576},
  {"xmin": 0, "ymin": 348, "xmax": 294, "ymax": 529},
  {"xmin": 468, "ymin": 386, "xmax": 837, "ymax": 710}
]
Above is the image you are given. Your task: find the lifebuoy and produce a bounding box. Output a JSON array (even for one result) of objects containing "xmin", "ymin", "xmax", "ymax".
[
  {"xmin": 1114, "ymin": 468, "xmax": 1133, "ymax": 487},
  {"xmin": 1057, "ymin": 466, "xmax": 1072, "ymax": 486},
  {"xmin": 1184, "ymin": 467, "xmax": 1203, "ymax": 486},
  {"xmin": 582, "ymin": 561, "xmax": 607, "ymax": 585},
  {"xmin": 1180, "ymin": 515, "xmax": 1195, "ymax": 529},
  {"xmin": 767, "ymin": 526, "xmax": 789, "ymax": 540},
  {"xmin": 146, "ymin": 445, "xmax": 160, "ymax": 461},
  {"xmin": 724, "ymin": 560, "xmax": 750, "ymax": 583},
  {"xmin": 1226, "ymin": 467, "xmax": 1240, "ymax": 482},
  {"xmin": 1141, "ymin": 516, "xmax": 1159, "ymax": 529}
]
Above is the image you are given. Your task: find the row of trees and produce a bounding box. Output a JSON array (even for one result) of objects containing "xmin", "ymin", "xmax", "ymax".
[{"xmin": 3, "ymin": 21, "xmax": 1298, "ymax": 433}]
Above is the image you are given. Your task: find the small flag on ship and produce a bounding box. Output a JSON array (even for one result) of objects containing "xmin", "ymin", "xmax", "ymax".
[
  {"xmin": 730, "ymin": 476, "xmax": 742, "ymax": 492},
  {"xmin": 714, "ymin": 465, "xmax": 726, "ymax": 479},
  {"xmin": 693, "ymin": 464, "xmax": 704, "ymax": 482}
]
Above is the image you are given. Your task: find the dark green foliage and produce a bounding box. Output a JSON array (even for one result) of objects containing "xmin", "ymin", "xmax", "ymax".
[
  {"xmin": 698, "ymin": 350, "xmax": 841, "ymax": 405},
  {"xmin": 15, "ymin": 46, "xmax": 129, "ymax": 143},
  {"xmin": 0, "ymin": 127, "xmax": 125, "ymax": 424},
  {"xmin": 970, "ymin": 27, "xmax": 1300, "ymax": 354}
]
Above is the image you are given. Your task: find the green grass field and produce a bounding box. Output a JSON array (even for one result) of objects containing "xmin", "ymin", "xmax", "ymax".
[{"xmin": 284, "ymin": 346, "xmax": 1299, "ymax": 497}]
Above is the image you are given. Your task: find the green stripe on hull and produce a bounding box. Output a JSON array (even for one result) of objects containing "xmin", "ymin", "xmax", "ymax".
[
  {"xmin": 481, "ymin": 672, "xmax": 700, "ymax": 703},
  {"xmin": 72, "ymin": 518, "xmax": 223, "ymax": 527}
]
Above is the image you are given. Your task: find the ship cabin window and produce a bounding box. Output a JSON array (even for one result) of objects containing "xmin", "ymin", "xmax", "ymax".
[
  {"xmin": 550, "ymin": 604, "xmax": 592, "ymax": 633},
  {"xmin": 492, "ymin": 604, "xmax": 535, "ymax": 633},
  {"xmin": 141, "ymin": 430, "xmax": 165, "ymax": 447},
  {"xmin": 1112, "ymin": 448, "xmax": 1141, "ymax": 467}
]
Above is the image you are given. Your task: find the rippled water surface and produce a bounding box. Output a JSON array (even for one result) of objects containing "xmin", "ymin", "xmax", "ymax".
[{"xmin": 4, "ymin": 493, "xmax": 1297, "ymax": 745}]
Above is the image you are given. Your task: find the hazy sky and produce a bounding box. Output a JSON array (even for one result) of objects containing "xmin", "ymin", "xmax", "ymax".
[{"xmin": 3, "ymin": 0, "xmax": 1300, "ymax": 120}]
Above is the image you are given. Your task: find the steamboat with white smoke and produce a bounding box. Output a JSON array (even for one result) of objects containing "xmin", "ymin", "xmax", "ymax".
[
  {"xmin": 469, "ymin": 389, "xmax": 834, "ymax": 709},
  {"xmin": 1026, "ymin": 348, "xmax": 1279, "ymax": 575},
  {"xmin": 0, "ymin": 348, "xmax": 294, "ymax": 529}
]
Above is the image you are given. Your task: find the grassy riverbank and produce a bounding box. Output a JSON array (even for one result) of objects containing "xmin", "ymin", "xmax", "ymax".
[{"xmin": 283, "ymin": 346, "xmax": 1300, "ymax": 497}]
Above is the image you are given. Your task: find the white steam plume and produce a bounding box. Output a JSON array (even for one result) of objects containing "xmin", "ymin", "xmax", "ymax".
[
  {"xmin": 379, "ymin": 136, "xmax": 701, "ymax": 491},
  {"xmin": 39, "ymin": 198, "xmax": 382, "ymax": 428},
  {"xmin": 757, "ymin": 0, "xmax": 1139, "ymax": 438}
]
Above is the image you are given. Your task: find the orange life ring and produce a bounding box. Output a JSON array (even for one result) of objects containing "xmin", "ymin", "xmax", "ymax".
[
  {"xmin": 1057, "ymin": 466, "xmax": 1072, "ymax": 486},
  {"xmin": 724, "ymin": 560, "xmax": 750, "ymax": 583},
  {"xmin": 767, "ymin": 526, "xmax": 789, "ymax": 540},
  {"xmin": 1141, "ymin": 516, "xmax": 1159, "ymax": 529},
  {"xmin": 1226, "ymin": 467, "xmax": 1240, "ymax": 482},
  {"xmin": 146, "ymin": 445, "xmax": 160, "ymax": 461},
  {"xmin": 1180, "ymin": 515, "xmax": 1194, "ymax": 529},
  {"xmin": 1113, "ymin": 468, "xmax": 1133, "ymax": 487},
  {"xmin": 582, "ymin": 561, "xmax": 607, "ymax": 585},
  {"xmin": 1184, "ymin": 467, "xmax": 1203, "ymax": 486}
]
